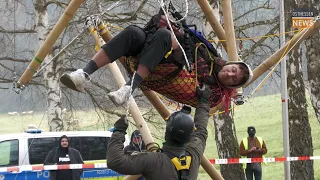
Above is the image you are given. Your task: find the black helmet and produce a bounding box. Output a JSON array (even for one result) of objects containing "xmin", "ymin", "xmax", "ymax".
[{"xmin": 165, "ymin": 106, "xmax": 194, "ymax": 145}]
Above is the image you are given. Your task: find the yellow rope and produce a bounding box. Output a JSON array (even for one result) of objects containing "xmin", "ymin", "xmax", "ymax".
[
  {"xmin": 156, "ymin": 91, "xmax": 238, "ymax": 116},
  {"xmin": 248, "ymin": 28, "xmax": 305, "ymax": 96},
  {"xmin": 208, "ymin": 29, "xmax": 301, "ymax": 42},
  {"xmin": 106, "ymin": 23, "xmax": 124, "ymax": 31},
  {"xmin": 194, "ymin": 42, "xmax": 215, "ymax": 89}
]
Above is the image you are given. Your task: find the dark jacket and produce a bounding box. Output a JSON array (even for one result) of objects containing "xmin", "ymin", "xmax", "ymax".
[
  {"xmin": 239, "ymin": 136, "xmax": 268, "ymax": 158},
  {"xmin": 106, "ymin": 102, "xmax": 210, "ymax": 180},
  {"xmin": 44, "ymin": 147, "xmax": 84, "ymax": 180},
  {"xmin": 124, "ymin": 130, "xmax": 146, "ymax": 155}
]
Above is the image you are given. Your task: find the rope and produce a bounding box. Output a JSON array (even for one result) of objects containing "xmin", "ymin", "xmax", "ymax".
[
  {"xmin": 14, "ymin": 112, "xmax": 47, "ymax": 180},
  {"xmin": 157, "ymin": 0, "xmax": 191, "ymax": 71},
  {"xmin": 125, "ymin": 71, "xmax": 137, "ymax": 117},
  {"xmin": 167, "ymin": 0, "xmax": 189, "ymax": 23},
  {"xmin": 31, "ymin": 0, "xmax": 122, "ymax": 77},
  {"xmin": 13, "ymin": 2, "xmax": 123, "ymax": 179},
  {"xmin": 208, "ymin": 29, "xmax": 301, "ymax": 42},
  {"xmin": 12, "ymin": 0, "xmax": 17, "ymax": 85},
  {"xmin": 100, "ymin": 24, "xmax": 302, "ymax": 43},
  {"xmin": 193, "ymin": 42, "xmax": 215, "ymax": 89},
  {"xmin": 248, "ymin": 27, "xmax": 306, "ymax": 97},
  {"xmin": 33, "ymin": 29, "xmax": 87, "ymax": 77}
]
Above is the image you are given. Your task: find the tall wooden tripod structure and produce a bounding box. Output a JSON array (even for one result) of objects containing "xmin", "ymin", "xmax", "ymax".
[{"xmin": 14, "ymin": 0, "xmax": 320, "ymax": 179}]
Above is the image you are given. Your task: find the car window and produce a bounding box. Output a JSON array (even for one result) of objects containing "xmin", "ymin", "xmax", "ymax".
[
  {"xmin": 28, "ymin": 137, "xmax": 59, "ymax": 164},
  {"xmin": 28, "ymin": 136, "xmax": 110, "ymax": 164},
  {"xmin": 74, "ymin": 137, "xmax": 109, "ymax": 161},
  {"xmin": 0, "ymin": 139, "xmax": 19, "ymax": 167}
]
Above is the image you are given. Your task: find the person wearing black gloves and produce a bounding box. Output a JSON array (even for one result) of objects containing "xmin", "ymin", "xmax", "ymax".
[
  {"xmin": 106, "ymin": 84, "xmax": 211, "ymax": 180},
  {"xmin": 44, "ymin": 135, "xmax": 84, "ymax": 180}
]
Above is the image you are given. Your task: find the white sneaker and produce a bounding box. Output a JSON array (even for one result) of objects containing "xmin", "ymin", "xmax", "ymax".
[
  {"xmin": 108, "ymin": 85, "xmax": 132, "ymax": 106},
  {"xmin": 60, "ymin": 69, "xmax": 86, "ymax": 93}
]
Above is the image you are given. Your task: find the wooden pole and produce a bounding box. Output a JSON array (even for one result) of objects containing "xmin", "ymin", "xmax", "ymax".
[
  {"xmin": 196, "ymin": 0, "xmax": 227, "ymax": 51},
  {"xmin": 97, "ymin": 21, "xmax": 224, "ymax": 180},
  {"xmin": 245, "ymin": 20, "xmax": 320, "ymax": 87},
  {"xmin": 221, "ymin": 0, "xmax": 244, "ymax": 98},
  {"xmin": 91, "ymin": 22, "xmax": 153, "ymax": 180},
  {"xmin": 90, "ymin": 24, "xmax": 155, "ymax": 151},
  {"xmin": 221, "ymin": 0, "xmax": 237, "ymax": 61},
  {"xmin": 16, "ymin": 0, "xmax": 84, "ymax": 88},
  {"xmin": 201, "ymin": 155, "xmax": 224, "ymax": 180}
]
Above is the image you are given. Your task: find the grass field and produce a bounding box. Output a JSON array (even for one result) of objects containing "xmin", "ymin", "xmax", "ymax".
[{"xmin": 0, "ymin": 93, "xmax": 319, "ymax": 179}]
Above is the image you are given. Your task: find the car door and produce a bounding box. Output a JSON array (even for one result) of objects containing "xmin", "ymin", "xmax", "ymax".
[{"xmin": 0, "ymin": 138, "xmax": 21, "ymax": 180}]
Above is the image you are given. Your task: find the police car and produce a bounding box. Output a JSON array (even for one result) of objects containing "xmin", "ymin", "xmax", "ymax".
[{"xmin": 0, "ymin": 130, "xmax": 130, "ymax": 180}]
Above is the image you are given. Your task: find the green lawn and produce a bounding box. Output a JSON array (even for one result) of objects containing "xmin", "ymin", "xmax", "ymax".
[
  {"xmin": 203, "ymin": 94, "xmax": 320, "ymax": 179},
  {"xmin": 0, "ymin": 93, "xmax": 319, "ymax": 179}
]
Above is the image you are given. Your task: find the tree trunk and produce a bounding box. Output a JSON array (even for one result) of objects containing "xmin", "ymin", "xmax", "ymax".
[
  {"xmin": 287, "ymin": 46, "xmax": 314, "ymax": 180},
  {"xmin": 305, "ymin": 27, "xmax": 320, "ymax": 123},
  {"xmin": 205, "ymin": 0, "xmax": 245, "ymax": 178},
  {"xmin": 213, "ymin": 111, "xmax": 246, "ymax": 180},
  {"xmin": 34, "ymin": 0, "xmax": 63, "ymax": 131},
  {"xmin": 285, "ymin": 1, "xmax": 314, "ymax": 179}
]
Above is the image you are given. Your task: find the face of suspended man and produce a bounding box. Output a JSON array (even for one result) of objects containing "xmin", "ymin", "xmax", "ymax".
[
  {"xmin": 218, "ymin": 64, "xmax": 247, "ymax": 87},
  {"xmin": 60, "ymin": 138, "xmax": 69, "ymax": 148}
]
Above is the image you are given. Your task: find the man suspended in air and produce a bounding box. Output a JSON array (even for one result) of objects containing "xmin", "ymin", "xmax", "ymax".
[{"xmin": 60, "ymin": 7, "xmax": 253, "ymax": 109}]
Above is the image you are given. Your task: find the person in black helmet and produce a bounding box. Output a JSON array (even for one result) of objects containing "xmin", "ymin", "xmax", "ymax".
[
  {"xmin": 124, "ymin": 130, "xmax": 146, "ymax": 155},
  {"xmin": 106, "ymin": 84, "xmax": 211, "ymax": 180}
]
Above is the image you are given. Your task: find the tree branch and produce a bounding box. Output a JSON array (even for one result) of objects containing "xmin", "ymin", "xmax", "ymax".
[
  {"xmin": 0, "ymin": 57, "xmax": 31, "ymax": 63},
  {"xmin": 235, "ymin": 16, "xmax": 279, "ymax": 31},
  {"xmin": 0, "ymin": 26, "xmax": 36, "ymax": 33},
  {"xmin": 44, "ymin": 1, "xmax": 68, "ymax": 8},
  {"xmin": 241, "ymin": 24, "xmax": 279, "ymax": 59},
  {"xmin": 234, "ymin": 2, "xmax": 274, "ymax": 22}
]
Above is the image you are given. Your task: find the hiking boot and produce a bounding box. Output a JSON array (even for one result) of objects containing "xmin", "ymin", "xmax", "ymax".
[
  {"xmin": 60, "ymin": 69, "xmax": 86, "ymax": 93},
  {"xmin": 108, "ymin": 85, "xmax": 132, "ymax": 106}
]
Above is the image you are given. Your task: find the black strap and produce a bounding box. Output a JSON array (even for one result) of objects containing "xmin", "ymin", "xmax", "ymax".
[
  {"xmin": 162, "ymin": 151, "xmax": 190, "ymax": 180},
  {"xmin": 169, "ymin": 3, "xmax": 194, "ymax": 72}
]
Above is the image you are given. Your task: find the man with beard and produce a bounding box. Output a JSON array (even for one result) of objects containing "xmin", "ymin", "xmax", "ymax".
[
  {"xmin": 239, "ymin": 126, "xmax": 268, "ymax": 180},
  {"xmin": 44, "ymin": 135, "xmax": 84, "ymax": 180}
]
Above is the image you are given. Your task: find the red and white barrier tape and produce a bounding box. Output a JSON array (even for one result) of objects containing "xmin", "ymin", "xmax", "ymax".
[
  {"xmin": 0, "ymin": 163, "xmax": 107, "ymax": 173},
  {"xmin": 209, "ymin": 156, "xmax": 320, "ymax": 165},
  {"xmin": 1, "ymin": 156, "xmax": 319, "ymax": 172}
]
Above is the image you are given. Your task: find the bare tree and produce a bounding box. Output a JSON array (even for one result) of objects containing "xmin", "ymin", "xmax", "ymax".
[
  {"xmin": 202, "ymin": 0, "xmax": 278, "ymax": 178},
  {"xmin": 285, "ymin": 1, "xmax": 314, "ymax": 179},
  {"xmin": 305, "ymin": 3, "xmax": 320, "ymax": 123},
  {"xmin": 0, "ymin": 0, "xmax": 159, "ymax": 131},
  {"xmin": 213, "ymin": 111, "xmax": 245, "ymax": 179}
]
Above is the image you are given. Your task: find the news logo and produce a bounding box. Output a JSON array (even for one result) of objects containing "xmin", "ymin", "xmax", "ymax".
[{"xmin": 292, "ymin": 9, "xmax": 314, "ymax": 28}]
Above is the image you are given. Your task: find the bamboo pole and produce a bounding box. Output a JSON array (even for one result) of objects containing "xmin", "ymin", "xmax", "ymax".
[
  {"xmin": 97, "ymin": 21, "xmax": 224, "ymax": 180},
  {"xmin": 92, "ymin": 22, "xmax": 154, "ymax": 180},
  {"xmin": 221, "ymin": 0, "xmax": 237, "ymax": 61},
  {"xmin": 221, "ymin": 0, "xmax": 244, "ymax": 99},
  {"xmin": 16, "ymin": 0, "xmax": 84, "ymax": 89},
  {"xmin": 201, "ymin": 155, "xmax": 224, "ymax": 180},
  {"xmin": 90, "ymin": 24, "xmax": 155, "ymax": 151},
  {"xmin": 196, "ymin": 0, "xmax": 227, "ymax": 51},
  {"xmin": 245, "ymin": 20, "xmax": 320, "ymax": 87}
]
